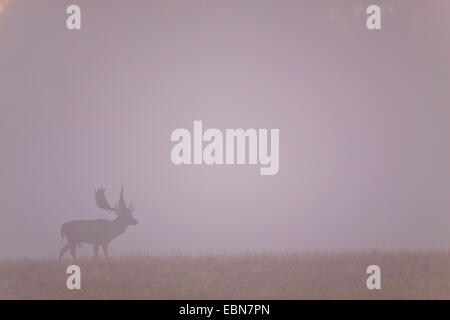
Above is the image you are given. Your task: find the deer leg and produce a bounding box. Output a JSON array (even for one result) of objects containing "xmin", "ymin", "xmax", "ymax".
[
  {"xmin": 93, "ymin": 245, "xmax": 99, "ymax": 259},
  {"xmin": 70, "ymin": 244, "xmax": 77, "ymax": 260},
  {"xmin": 59, "ymin": 243, "xmax": 71, "ymax": 261},
  {"xmin": 101, "ymin": 244, "xmax": 109, "ymax": 259}
]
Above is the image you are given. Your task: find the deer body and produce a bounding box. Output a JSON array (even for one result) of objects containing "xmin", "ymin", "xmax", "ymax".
[{"xmin": 59, "ymin": 186, "xmax": 137, "ymax": 260}]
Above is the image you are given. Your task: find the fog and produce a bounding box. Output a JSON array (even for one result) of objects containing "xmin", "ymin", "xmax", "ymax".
[{"xmin": 0, "ymin": 0, "xmax": 449, "ymax": 259}]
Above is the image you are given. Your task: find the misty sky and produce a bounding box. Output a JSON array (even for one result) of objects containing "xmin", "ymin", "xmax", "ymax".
[{"xmin": 0, "ymin": 0, "xmax": 449, "ymax": 259}]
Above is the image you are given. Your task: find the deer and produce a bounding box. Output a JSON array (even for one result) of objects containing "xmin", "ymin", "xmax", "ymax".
[{"xmin": 59, "ymin": 186, "xmax": 138, "ymax": 260}]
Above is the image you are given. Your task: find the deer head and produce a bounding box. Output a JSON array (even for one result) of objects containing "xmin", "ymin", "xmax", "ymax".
[{"xmin": 95, "ymin": 185, "xmax": 138, "ymax": 225}]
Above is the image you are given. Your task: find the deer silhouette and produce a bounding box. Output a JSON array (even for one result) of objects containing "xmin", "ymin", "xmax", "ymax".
[{"xmin": 59, "ymin": 186, "xmax": 138, "ymax": 260}]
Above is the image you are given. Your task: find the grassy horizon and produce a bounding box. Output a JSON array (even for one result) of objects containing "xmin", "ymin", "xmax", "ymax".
[{"xmin": 1, "ymin": 251, "xmax": 449, "ymax": 299}]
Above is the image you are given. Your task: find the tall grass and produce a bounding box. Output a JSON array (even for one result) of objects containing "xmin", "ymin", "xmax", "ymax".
[{"xmin": 1, "ymin": 251, "xmax": 449, "ymax": 299}]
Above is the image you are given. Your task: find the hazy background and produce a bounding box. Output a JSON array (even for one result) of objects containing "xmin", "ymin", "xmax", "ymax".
[{"xmin": 0, "ymin": 0, "xmax": 448, "ymax": 259}]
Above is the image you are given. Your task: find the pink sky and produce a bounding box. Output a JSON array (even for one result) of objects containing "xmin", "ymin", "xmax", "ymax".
[{"xmin": 0, "ymin": 0, "xmax": 449, "ymax": 258}]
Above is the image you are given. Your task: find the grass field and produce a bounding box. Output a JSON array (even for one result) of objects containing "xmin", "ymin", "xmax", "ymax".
[{"xmin": 1, "ymin": 251, "xmax": 449, "ymax": 299}]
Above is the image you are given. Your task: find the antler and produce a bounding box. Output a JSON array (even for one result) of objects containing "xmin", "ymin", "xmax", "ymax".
[
  {"xmin": 95, "ymin": 188, "xmax": 116, "ymax": 213},
  {"xmin": 95, "ymin": 186, "xmax": 134, "ymax": 215},
  {"xmin": 116, "ymin": 185, "xmax": 128, "ymax": 213},
  {"xmin": 128, "ymin": 200, "xmax": 135, "ymax": 212}
]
